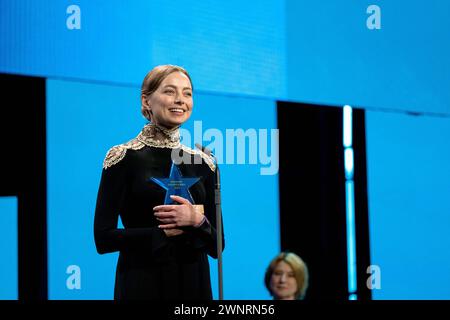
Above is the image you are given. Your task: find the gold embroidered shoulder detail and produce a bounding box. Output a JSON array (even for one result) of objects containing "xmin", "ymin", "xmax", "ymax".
[
  {"xmin": 180, "ymin": 145, "xmax": 217, "ymax": 172},
  {"xmin": 103, "ymin": 138, "xmax": 145, "ymax": 169}
]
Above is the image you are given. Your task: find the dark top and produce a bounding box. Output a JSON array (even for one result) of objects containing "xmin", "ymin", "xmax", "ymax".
[{"xmin": 94, "ymin": 136, "xmax": 224, "ymax": 300}]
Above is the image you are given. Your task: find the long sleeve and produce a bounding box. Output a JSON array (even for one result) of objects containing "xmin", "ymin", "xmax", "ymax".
[
  {"xmin": 93, "ymin": 152, "xmax": 168, "ymax": 255},
  {"xmin": 190, "ymin": 166, "xmax": 225, "ymax": 259}
]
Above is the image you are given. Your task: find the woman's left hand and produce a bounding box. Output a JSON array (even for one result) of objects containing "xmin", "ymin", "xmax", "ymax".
[{"xmin": 153, "ymin": 195, "xmax": 204, "ymax": 229}]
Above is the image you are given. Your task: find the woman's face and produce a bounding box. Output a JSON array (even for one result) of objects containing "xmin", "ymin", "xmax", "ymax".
[
  {"xmin": 270, "ymin": 261, "xmax": 298, "ymax": 300},
  {"xmin": 143, "ymin": 71, "xmax": 193, "ymax": 129}
]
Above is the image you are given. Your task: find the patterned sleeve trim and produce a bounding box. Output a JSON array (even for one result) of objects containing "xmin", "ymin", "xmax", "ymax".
[{"xmin": 103, "ymin": 138, "xmax": 146, "ymax": 169}]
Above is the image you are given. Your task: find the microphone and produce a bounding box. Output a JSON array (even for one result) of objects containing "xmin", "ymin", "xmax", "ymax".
[
  {"xmin": 195, "ymin": 143, "xmax": 211, "ymax": 156},
  {"xmin": 195, "ymin": 143, "xmax": 220, "ymax": 187}
]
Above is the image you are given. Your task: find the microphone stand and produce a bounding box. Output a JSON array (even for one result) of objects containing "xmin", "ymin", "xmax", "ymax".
[
  {"xmin": 196, "ymin": 144, "xmax": 223, "ymax": 300},
  {"xmin": 214, "ymin": 162, "xmax": 223, "ymax": 300}
]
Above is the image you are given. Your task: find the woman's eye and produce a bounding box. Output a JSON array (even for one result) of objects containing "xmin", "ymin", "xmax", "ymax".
[
  {"xmin": 185, "ymin": 92, "xmax": 192, "ymax": 97},
  {"xmin": 164, "ymin": 90, "xmax": 174, "ymax": 94}
]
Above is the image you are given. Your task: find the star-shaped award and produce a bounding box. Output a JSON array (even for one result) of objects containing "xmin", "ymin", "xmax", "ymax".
[{"xmin": 150, "ymin": 162, "xmax": 200, "ymax": 204}]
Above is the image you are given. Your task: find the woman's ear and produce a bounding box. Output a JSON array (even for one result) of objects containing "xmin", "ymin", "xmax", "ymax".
[
  {"xmin": 141, "ymin": 94, "xmax": 150, "ymax": 108},
  {"xmin": 141, "ymin": 95, "xmax": 152, "ymax": 121}
]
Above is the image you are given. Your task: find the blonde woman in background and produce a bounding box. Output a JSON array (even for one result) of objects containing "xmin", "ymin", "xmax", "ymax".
[{"xmin": 265, "ymin": 252, "xmax": 309, "ymax": 300}]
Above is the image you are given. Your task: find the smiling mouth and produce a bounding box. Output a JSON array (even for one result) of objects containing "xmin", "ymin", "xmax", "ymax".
[{"xmin": 169, "ymin": 108, "xmax": 186, "ymax": 114}]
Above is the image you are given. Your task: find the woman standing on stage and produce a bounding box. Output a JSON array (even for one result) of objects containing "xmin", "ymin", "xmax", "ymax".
[{"xmin": 94, "ymin": 65, "xmax": 224, "ymax": 300}]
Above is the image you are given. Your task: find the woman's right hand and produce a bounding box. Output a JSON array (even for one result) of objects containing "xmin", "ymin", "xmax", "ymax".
[{"xmin": 163, "ymin": 228, "xmax": 184, "ymax": 237}]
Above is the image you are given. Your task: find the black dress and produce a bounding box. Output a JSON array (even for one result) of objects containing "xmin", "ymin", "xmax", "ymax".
[{"xmin": 94, "ymin": 123, "xmax": 224, "ymax": 300}]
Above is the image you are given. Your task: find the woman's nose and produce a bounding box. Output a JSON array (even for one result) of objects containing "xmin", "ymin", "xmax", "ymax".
[{"xmin": 174, "ymin": 93, "xmax": 184, "ymax": 105}]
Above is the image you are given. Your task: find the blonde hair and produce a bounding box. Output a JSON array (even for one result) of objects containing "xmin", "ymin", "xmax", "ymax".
[
  {"xmin": 140, "ymin": 64, "xmax": 193, "ymax": 121},
  {"xmin": 264, "ymin": 252, "xmax": 309, "ymax": 299}
]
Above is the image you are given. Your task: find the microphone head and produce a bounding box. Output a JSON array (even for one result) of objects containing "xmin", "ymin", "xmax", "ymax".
[
  {"xmin": 195, "ymin": 143, "xmax": 203, "ymax": 150},
  {"xmin": 195, "ymin": 143, "xmax": 212, "ymax": 156},
  {"xmin": 195, "ymin": 143, "xmax": 219, "ymax": 177}
]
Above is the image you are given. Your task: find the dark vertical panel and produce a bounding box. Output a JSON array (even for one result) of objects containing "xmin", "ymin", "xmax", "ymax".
[
  {"xmin": 0, "ymin": 73, "xmax": 47, "ymax": 300},
  {"xmin": 277, "ymin": 101, "xmax": 347, "ymax": 301},
  {"xmin": 353, "ymin": 108, "xmax": 372, "ymax": 300}
]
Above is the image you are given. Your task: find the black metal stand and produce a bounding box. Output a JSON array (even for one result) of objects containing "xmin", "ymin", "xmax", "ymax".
[
  {"xmin": 214, "ymin": 164, "xmax": 223, "ymax": 300},
  {"xmin": 196, "ymin": 144, "xmax": 223, "ymax": 300}
]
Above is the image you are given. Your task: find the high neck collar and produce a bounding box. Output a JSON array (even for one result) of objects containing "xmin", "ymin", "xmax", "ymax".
[{"xmin": 137, "ymin": 122, "xmax": 181, "ymax": 149}]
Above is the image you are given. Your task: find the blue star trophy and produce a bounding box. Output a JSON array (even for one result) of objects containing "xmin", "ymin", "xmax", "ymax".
[{"xmin": 150, "ymin": 162, "xmax": 200, "ymax": 205}]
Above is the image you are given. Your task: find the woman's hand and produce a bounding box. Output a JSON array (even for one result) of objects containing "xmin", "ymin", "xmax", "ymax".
[
  {"xmin": 154, "ymin": 195, "xmax": 204, "ymax": 229},
  {"xmin": 163, "ymin": 228, "xmax": 184, "ymax": 237}
]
